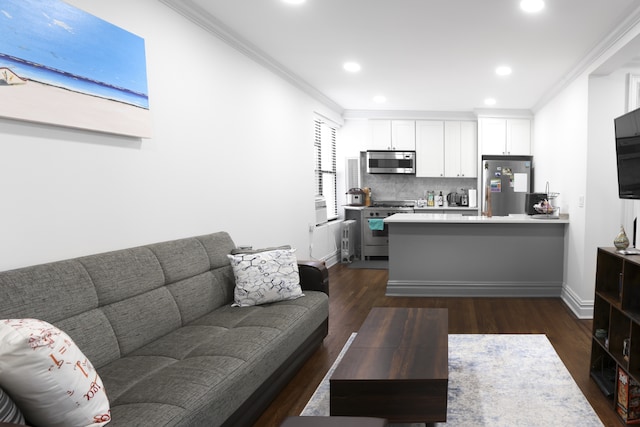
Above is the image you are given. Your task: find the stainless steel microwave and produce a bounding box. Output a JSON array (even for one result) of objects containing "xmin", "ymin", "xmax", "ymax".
[{"xmin": 366, "ymin": 150, "xmax": 416, "ymax": 174}]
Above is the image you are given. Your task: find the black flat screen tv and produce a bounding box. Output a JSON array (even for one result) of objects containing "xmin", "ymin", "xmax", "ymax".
[{"xmin": 615, "ymin": 107, "xmax": 640, "ymax": 199}]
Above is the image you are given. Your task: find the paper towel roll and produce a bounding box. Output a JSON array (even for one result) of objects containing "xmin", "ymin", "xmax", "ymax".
[{"xmin": 468, "ymin": 189, "xmax": 477, "ymax": 208}]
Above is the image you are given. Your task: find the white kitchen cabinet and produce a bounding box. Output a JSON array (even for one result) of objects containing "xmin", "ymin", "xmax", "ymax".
[
  {"xmin": 370, "ymin": 120, "xmax": 392, "ymax": 150},
  {"xmin": 415, "ymin": 120, "xmax": 445, "ymax": 177},
  {"xmin": 369, "ymin": 120, "xmax": 415, "ymax": 150},
  {"xmin": 391, "ymin": 120, "xmax": 416, "ymax": 150},
  {"xmin": 479, "ymin": 118, "xmax": 531, "ymax": 155},
  {"xmin": 417, "ymin": 120, "xmax": 477, "ymax": 178},
  {"xmin": 444, "ymin": 121, "xmax": 477, "ymax": 177},
  {"xmin": 507, "ymin": 119, "xmax": 531, "ymax": 155}
]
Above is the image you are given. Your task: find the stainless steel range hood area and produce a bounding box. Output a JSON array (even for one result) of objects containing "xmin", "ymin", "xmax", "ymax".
[
  {"xmin": 365, "ymin": 150, "xmax": 416, "ymax": 174},
  {"xmin": 359, "ymin": 152, "xmax": 477, "ymax": 204}
]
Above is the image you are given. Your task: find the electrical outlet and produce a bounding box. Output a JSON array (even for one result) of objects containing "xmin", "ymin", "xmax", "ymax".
[{"xmin": 578, "ymin": 196, "xmax": 585, "ymax": 208}]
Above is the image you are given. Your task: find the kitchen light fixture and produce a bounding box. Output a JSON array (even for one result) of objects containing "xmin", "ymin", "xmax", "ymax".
[
  {"xmin": 496, "ymin": 66, "xmax": 512, "ymax": 76},
  {"xmin": 373, "ymin": 95, "xmax": 387, "ymax": 104},
  {"xmin": 282, "ymin": 0, "xmax": 306, "ymax": 4},
  {"xmin": 520, "ymin": 0, "xmax": 545, "ymax": 13},
  {"xmin": 484, "ymin": 98, "xmax": 497, "ymax": 106},
  {"xmin": 343, "ymin": 61, "xmax": 361, "ymax": 73}
]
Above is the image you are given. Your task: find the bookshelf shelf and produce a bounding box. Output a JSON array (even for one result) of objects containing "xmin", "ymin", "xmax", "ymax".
[{"xmin": 591, "ymin": 247, "xmax": 640, "ymax": 424}]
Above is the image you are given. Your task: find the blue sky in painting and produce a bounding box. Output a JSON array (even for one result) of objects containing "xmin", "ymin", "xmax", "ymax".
[{"xmin": 0, "ymin": 0, "xmax": 149, "ymax": 108}]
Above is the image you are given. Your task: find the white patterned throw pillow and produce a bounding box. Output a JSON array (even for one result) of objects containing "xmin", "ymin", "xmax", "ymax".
[
  {"xmin": 0, "ymin": 318, "xmax": 111, "ymax": 427},
  {"xmin": 228, "ymin": 248, "xmax": 304, "ymax": 307}
]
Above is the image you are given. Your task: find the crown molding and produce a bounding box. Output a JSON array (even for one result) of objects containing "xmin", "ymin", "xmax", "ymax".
[
  {"xmin": 342, "ymin": 109, "xmax": 478, "ymax": 121},
  {"xmin": 158, "ymin": 0, "xmax": 344, "ymax": 115},
  {"xmin": 532, "ymin": 4, "xmax": 640, "ymax": 112}
]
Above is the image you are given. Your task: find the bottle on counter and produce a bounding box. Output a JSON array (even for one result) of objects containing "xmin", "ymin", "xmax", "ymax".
[
  {"xmin": 363, "ymin": 187, "xmax": 372, "ymax": 206},
  {"xmin": 427, "ymin": 191, "xmax": 435, "ymax": 207},
  {"xmin": 436, "ymin": 191, "xmax": 444, "ymax": 207}
]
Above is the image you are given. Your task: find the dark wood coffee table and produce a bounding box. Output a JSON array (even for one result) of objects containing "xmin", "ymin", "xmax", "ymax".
[{"xmin": 329, "ymin": 307, "xmax": 448, "ymax": 423}]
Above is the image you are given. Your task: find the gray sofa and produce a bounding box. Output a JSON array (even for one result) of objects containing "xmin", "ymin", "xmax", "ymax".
[{"xmin": 0, "ymin": 232, "xmax": 329, "ymax": 426}]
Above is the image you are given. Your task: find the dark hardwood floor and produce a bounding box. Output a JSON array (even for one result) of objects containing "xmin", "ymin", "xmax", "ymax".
[{"xmin": 255, "ymin": 263, "xmax": 620, "ymax": 426}]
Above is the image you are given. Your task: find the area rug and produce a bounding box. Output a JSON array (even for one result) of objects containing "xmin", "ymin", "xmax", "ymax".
[
  {"xmin": 347, "ymin": 260, "xmax": 388, "ymax": 269},
  {"xmin": 302, "ymin": 333, "xmax": 603, "ymax": 426}
]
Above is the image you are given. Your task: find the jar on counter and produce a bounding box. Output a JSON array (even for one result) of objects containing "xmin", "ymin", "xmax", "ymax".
[{"xmin": 427, "ymin": 191, "xmax": 435, "ymax": 207}]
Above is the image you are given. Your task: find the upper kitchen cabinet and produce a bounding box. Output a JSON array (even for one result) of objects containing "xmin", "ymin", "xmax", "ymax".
[
  {"xmin": 444, "ymin": 121, "xmax": 477, "ymax": 178},
  {"xmin": 415, "ymin": 120, "xmax": 445, "ymax": 177},
  {"xmin": 416, "ymin": 120, "xmax": 477, "ymax": 178},
  {"xmin": 479, "ymin": 118, "xmax": 531, "ymax": 155},
  {"xmin": 369, "ymin": 120, "xmax": 416, "ymax": 150}
]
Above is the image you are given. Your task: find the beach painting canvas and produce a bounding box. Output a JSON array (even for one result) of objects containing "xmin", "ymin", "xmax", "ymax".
[{"xmin": 0, "ymin": 0, "xmax": 151, "ymax": 138}]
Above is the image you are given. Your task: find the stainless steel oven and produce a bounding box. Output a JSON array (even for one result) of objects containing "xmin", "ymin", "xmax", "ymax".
[{"xmin": 362, "ymin": 201, "xmax": 414, "ymax": 258}]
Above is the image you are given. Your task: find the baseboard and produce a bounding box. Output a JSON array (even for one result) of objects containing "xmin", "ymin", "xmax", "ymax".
[
  {"xmin": 561, "ymin": 285, "xmax": 594, "ymax": 319},
  {"xmin": 386, "ymin": 280, "xmax": 563, "ymax": 297}
]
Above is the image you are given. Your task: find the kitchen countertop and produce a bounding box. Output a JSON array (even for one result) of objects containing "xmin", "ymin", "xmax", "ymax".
[
  {"xmin": 413, "ymin": 206, "xmax": 478, "ymax": 211},
  {"xmin": 384, "ymin": 213, "xmax": 569, "ymax": 224},
  {"xmin": 343, "ymin": 205, "xmax": 478, "ymax": 211}
]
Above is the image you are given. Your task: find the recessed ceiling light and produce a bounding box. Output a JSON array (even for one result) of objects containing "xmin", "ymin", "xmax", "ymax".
[
  {"xmin": 373, "ymin": 95, "xmax": 387, "ymax": 104},
  {"xmin": 484, "ymin": 98, "xmax": 497, "ymax": 106},
  {"xmin": 520, "ymin": 0, "xmax": 545, "ymax": 13},
  {"xmin": 343, "ymin": 61, "xmax": 361, "ymax": 73},
  {"xmin": 496, "ymin": 66, "xmax": 512, "ymax": 76},
  {"xmin": 282, "ymin": 0, "xmax": 306, "ymax": 4}
]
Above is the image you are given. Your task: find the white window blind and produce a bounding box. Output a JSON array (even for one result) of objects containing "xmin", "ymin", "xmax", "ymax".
[{"xmin": 314, "ymin": 117, "xmax": 337, "ymax": 220}]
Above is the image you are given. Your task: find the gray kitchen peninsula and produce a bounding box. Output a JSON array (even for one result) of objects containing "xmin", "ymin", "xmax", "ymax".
[{"xmin": 384, "ymin": 213, "xmax": 569, "ymax": 297}]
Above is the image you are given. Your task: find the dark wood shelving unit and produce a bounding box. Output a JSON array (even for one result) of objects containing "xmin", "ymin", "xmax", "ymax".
[{"xmin": 591, "ymin": 247, "xmax": 640, "ymax": 424}]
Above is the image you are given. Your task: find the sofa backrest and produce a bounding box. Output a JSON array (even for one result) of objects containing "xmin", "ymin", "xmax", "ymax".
[{"xmin": 0, "ymin": 232, "xmax": 237, "ymax": 368}]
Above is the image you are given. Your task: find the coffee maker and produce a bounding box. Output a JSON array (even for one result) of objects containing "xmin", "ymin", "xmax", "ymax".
[{"xmin": 459, "ymin": 188, "xmax": 469, "ymax": 207}]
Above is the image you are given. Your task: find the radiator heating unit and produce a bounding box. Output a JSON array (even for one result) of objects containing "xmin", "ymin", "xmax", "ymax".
[{"xmin": 341, "ymin": 220, "xmax": 357, "ymax": 263}]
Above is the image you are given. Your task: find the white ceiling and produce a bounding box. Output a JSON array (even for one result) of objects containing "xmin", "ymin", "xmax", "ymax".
[{"xmin": 162, "ymin": 0, "xmax": 640, "ymax": 114}]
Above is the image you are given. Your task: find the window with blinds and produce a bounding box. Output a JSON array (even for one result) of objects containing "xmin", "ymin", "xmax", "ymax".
[{"xmin": 314, "ymin": 117, "xmax": 337, "ymax": 220}]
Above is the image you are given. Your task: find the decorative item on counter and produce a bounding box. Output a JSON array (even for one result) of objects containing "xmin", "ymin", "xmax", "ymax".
[
  {"xmin": 533, "ymin": 199, "xmax": 554, "ymax": 214},
  {"xmin": 615, "ymin": 225, "xmax": 631, "ymax": 250},
  {"xmin": 436, "ymin": 191, "xmax": 444, "ymax": 207},
  {"xmin": 427, "ymin": 191, "xmax": 435, "ymax": 207},
  {"xmin": 417, "ymin": 198, "xmax": 426, "ymax": 208},
  {"xmin": 532, "ymin": 182, "xmax": 561, "ymax": 218}
]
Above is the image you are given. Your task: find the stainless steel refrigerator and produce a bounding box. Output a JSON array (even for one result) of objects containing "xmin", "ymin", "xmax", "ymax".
[{"xmin": 481, "ymin": 155, "xmax": 533, "ymax": 216}]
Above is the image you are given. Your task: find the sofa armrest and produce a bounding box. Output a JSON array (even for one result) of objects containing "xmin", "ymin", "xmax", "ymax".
[{"xmin": 297, "ymin": 260, "xmax": 329, "ymax": 296}]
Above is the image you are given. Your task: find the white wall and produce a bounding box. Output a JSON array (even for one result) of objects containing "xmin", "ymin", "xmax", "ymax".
[
  {"xmin": 534, "ymin": 77, "xmax": 592, "ymax": 316},
  {"xmin": 0, "ymin": 0, "xmax": 342, "ymax": 271},
  {"xmin": 534, "ymin": 22, "xmax": 640, "ymax": 317}
]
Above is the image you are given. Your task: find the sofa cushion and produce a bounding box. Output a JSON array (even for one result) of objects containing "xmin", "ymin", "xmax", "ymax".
[
  {"xmin": 78, "ymin": 247, "xmax": 165, "ymax": 306},
  {"xmin": 0, "ymin": 319, "xmax": 110, "ymax": 427},
  {"xmin": 98, "ymin": 290, "xmax": 328, "ymax": 426},
  {"xmin": 148, "ymin": 237, "xmax": 212, "ymax": 283},
  {"xmin": 228, "ymin": 248, "xmax": 304, "ymax": 307},
  {"xmin": 102, "ymin": 287, "xmax": 182, "ymax": 356},
  {"xmin": 0, "ymin": 260, "xmax": 98, "ymax": 323}
]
